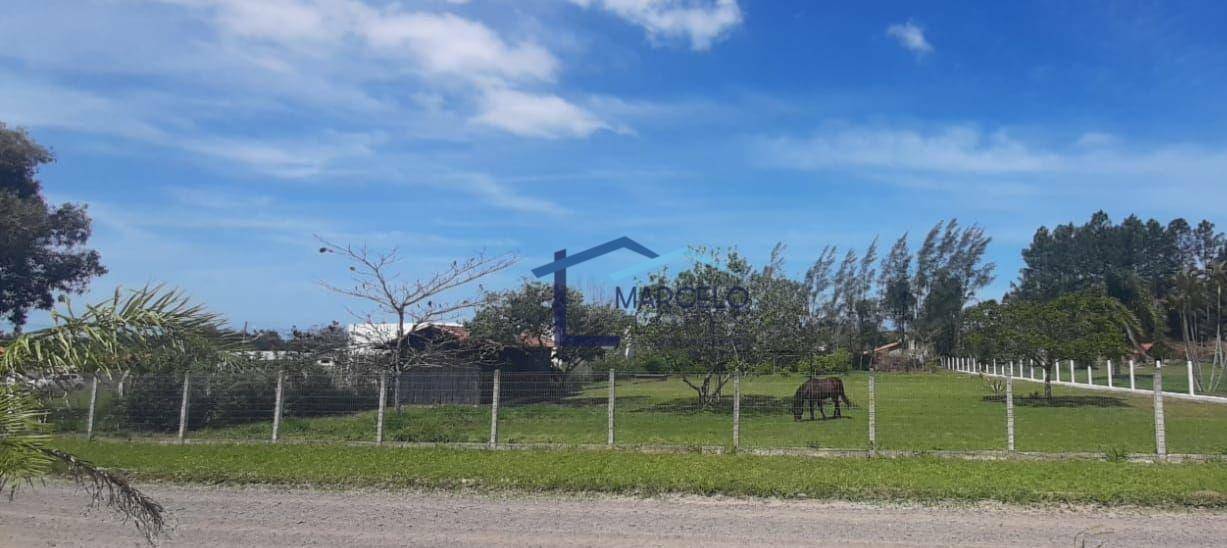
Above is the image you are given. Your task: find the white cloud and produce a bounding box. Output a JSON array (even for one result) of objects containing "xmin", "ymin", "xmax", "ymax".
[
  {"xmin": 180, "ymin": 132, "xmax": 381, "ymax": 178},
  {"xmin": 572, "ymin": 0, "xmax": 742, "ymax": 51},
  {"xmin": 762, "ymin": 126, "xmax": 1056, "ymax": 174},
  {"xmin": 886, "ymin": 21, "xmax": 933, "ymax": 55},
  {"xmin": 0, "ymin": 75, "xmax": 167, "ymax": 141},
  {"xmin": 474, "ymin": 88, "xmax": 610, "ymax": 139},
  {"xmin": 448, "ymin": 173, "xmax": 570, "ymax": 215},
  {"xmin": 187, "ymin": 0, "xmax": 559, "ymax": 84},
  {"xmin": 758, "ymin": 123, "xmax": 1227, "ymax": 206},
  {"xmin": 360, "ymin": 11, "xmax": 559, "ymax": 83},
  {"xmin": 1074, "ymin": 132, "xmax": 1119, "ymax": 148}
]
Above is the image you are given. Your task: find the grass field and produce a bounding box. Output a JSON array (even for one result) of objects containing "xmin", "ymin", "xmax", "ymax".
[
  {"xmin": 52, "ymin": 440, "xmax": 1227, "ymax": 507},
  {"xmin": 66, "ymin": 371, "xmax": 1227, "ymax": 455}
]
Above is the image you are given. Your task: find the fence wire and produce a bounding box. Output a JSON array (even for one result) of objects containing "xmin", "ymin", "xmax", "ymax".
[{"xmin": 32, "ymin": 360, "xmax": 1227, "ymax": 457}]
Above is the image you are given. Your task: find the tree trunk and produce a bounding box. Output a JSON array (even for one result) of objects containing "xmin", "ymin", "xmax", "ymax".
[{"xmin": 1043, "ymin": 362, "xmax": 1053, "ymax": 401}]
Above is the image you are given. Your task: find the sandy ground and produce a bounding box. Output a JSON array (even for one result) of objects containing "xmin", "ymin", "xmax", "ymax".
[{"xmin": 1, "ymin": 483, "xmax": 1224, "ymax": 547}]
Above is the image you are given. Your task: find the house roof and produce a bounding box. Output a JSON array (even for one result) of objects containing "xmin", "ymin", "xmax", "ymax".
[{"xmin": 873, "ymin": 340, "xmax": 902, "ymax": 353}]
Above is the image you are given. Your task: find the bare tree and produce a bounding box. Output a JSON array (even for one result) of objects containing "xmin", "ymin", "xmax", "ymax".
[{"xmin": 317, "ymin": 237, "xmax": 517, "ymax": 411}]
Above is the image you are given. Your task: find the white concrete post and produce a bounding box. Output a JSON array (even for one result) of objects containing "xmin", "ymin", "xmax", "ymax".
[
  {"xmin": 1087, "ymin": 365, "xmax": 1093, "ymax": 385},
  {"xmin": 489, "ymin": 369, "xmax": 501, "ymax": 449},
  {"xmin": 1029, "ymin": 360, "xmax": 1035, "ymax": 380},
  {"xmin": 992, "ymin": 358, "xmax": 998, "ymax": 376},
  {"xmin": 272, "ymin": 369, "xmax": 284, "ymax": 443},
  {"xmin": 868, "ymin": 370, "xmax": 877, "ymax": 457},
  {"xmin": 1187, "ymin": 360, "xmax": 1196, "ymax": 396},
  {"xmin": 732, "ymin": 370, "xmax": 741, "ymax": 450},
  {"xmin": 1006, "ymin": 368, "xmax": 1015, "ymax": 453},
  {"xmin": 86, "ymin": 375, "xmax": 99, "ymax": 441},
  {"xmin": 177, "ymin": 371, "xmax": 191, "ymax": 443},
  {"xmin": 607, "ymin": 369, "xmax": 616, "ymax": 447},
  {"xmin": 1107, "ymin": 360, "xmax": 1114, "ymax": 388},
  {"xmin": 1154, "ymin": 361, "xmax": 1167, "ymax": 459},
  {"xmin": 376, "ymin": 370, "xmax": 386, "ymax": 445},
  {"xmin": 1055, "ymin": 359, "xmax": 1061, "ymax": 383},
  {"xmin": 1129, "ymin": 360, "xmax": 1136, "ymax": 391}
]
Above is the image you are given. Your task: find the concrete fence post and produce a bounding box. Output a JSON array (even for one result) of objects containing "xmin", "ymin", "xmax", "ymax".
[
  {"xmin": 732, "ymin": 370, "xmax": 741, "ymax": 451},
  {"xmin": 1054, "ymin": 359, "xmax": 1061, "ymax": 383},
  {"xmin": 1129, "ymin": 360, "xmax": 1136, "ymax": 391},
  {"xmin": 1029, "ymin": 360, "xmax": 1035, "ymax": 380},
  {"xmin": 868, "ymin": 369, "xmax": 877, "ymax": 457},
  {"xmin": 376, "ymin": 370, "xmax": 387, "ymax": 446},
  {"xmin": 489, "ymin": 369, "xmax": 501, "ymax": 449},
  {"xmin": 1153, "ymin": 361, "xmax": 1167, "ymax": 460},
  {"xmin": 1107, "ymin": 360, "xmax": 1113, "ymax": 388},
  {"xmin": 1187, "ymin": 360, "xmax": 1196, "ymax": 396},
  {"xmin": 272, "ymin": 368, "xmax": 284, "ymax": 443},
  {"xmin": 177, "ymin": 371, "xmax": 190, "ymax": 443},
  {"xmin": 1005, "ymin": 368, "xmax": 1015, "ymax": 453},
  {"xmin": 607, "ymin": 369, "xmax": 616, "ymax": 447},
  {"xmin": 116, "ymin": 370, "xmax": 128, "ymax": 398},
  {"xmin": 1068, "ymin": 360, "xmax": 1075, "ymax": 384},
  {"xmin": 86, "ymin": 375, "xmax": 99, "ymax": 441},
  {"xmin": 1087, "ymin": 365, "xmax": 1093, "ymax": 385},
  {"xmin": 992, "ymin": 358, "xmax": 998, "ymax": 376}
]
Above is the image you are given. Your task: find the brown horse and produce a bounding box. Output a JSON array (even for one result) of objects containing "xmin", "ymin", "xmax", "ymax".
[{"xmin": 792, "ymin": 377, "xmax": 852, "ymax": 421}]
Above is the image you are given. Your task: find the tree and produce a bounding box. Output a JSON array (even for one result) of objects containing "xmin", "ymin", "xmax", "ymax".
[
  {"xmin": 318, "ymin": 238, "xmax": 516, "ymax": 411},
  {"xmin": 963, "ymin": 291, "xmax": 1140, "ymax": 401},
  {"xmin": 632, "ymin": 248, "xmax": 756, "ymax": 407},
  {"xmin": 748, "ymin": 243, "xmax": 813, "ymax": 370},
  {"xmin": 912, "ymin": 219, "xmax": 995, "ymax": 356},
  {"xmin": 0, "ymin": 123, "xmax": 106, "ymax": 333},
  {"xmin": 879, "ymin": 233, "xmax": 915, "ymax": 348},
  {"xmin": 1, "ymin": 287, "xmax": 234, "ymax": 543},
  {"xmin": 468, "ymin": 281, "xmax": 631, "ymax": 385}
]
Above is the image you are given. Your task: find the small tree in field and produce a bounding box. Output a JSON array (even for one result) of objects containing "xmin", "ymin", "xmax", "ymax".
[
  {"xmin": 318, "ymin": 238, "xmax": 516, "ymax": 411},
  {"xmin": 965, "ymin": 291, "xmax": 1140, "ymax": 401},
  {"xmin": 633, "ymin": 248, "xmax": 757, "ymax": 408}
]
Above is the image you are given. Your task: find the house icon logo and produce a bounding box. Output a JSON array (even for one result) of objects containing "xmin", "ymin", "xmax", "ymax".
[
  {"xmin": 532, "ymin": 237, "xmax": 716, "ymax": 348},
  {"xmin": 531, "ymin": 237, "xmax": 657, "ymax": 348}
]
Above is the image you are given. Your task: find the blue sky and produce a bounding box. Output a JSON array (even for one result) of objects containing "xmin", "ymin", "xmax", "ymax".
[{"xmin": 4, "ymin": 0, "xmax": 1227, "ymax": 331}]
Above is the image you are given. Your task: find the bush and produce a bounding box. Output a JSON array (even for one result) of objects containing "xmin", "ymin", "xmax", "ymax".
[
  {"xmin": 116, "ymin": 366, "xmax": 378, "ymax": 431},
  {"xmin": 802, "ymin": 350, "xmax": 852, "ymax": 376},
  {"xmin": 118, "ymin": 374, "xmax": 214, "ymax": 432}
]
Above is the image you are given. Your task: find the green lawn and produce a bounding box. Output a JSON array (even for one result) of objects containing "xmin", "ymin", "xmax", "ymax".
[
  {"xmin": 74, "ymin": 372, "xmax": 1227, "ymax": 455},
  {"xmin": 52, "ymin": 440, "xmax": 1227, "ymax": 507}
]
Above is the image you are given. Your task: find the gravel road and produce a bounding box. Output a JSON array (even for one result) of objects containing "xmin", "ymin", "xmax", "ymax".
[{"xmin": 2, "ymin": 483, "xmax": 1223, "ymax": 547}]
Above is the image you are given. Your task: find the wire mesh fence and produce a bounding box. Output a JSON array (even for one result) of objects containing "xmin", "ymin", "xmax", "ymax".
[{"xmin": 33, "ymin": 360, "xmax": 1227, "ymax": 458}]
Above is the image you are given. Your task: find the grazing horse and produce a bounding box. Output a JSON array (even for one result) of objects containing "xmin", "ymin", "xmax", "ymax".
[{"xmin": 792, "ymin": 377, "xmax": 852, "ymax": 421}]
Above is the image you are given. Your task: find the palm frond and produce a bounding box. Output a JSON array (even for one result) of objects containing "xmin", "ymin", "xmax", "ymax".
[
  {"xmin": 0, "ymin": 387, "xmax": 53, "ymax": 493},
  {"xmin": 0, "ymin": 285, "xmax": 230, "ymax": 378},
  {"xmin": 44, "ymin": 447, "xmax": 166, "ymax": 545}
]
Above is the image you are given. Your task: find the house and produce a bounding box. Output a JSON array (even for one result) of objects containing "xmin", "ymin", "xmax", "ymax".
[{"xmin": 384, "ymin": 323, "xmax": 557, "ymax": 405}]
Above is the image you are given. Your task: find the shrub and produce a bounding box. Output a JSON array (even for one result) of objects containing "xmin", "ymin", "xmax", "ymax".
[{"xmin": 118, "ymin": 374, "xmax": 214, "ymax": 432}]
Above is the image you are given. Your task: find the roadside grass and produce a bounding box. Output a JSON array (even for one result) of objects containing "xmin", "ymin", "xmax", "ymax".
[
  {"xmin": 52, "ymin": 440, "xmax": 1227, "ymax": 507},
  {"xmin": 79, "ymin": 372, "xmax": 1227, "ymax": 455}
]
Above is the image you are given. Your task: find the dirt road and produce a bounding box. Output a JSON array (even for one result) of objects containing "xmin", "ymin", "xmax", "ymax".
[{"xmin": 2, "ymin": 483, "xmax": 1222, "ymax": 547}]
